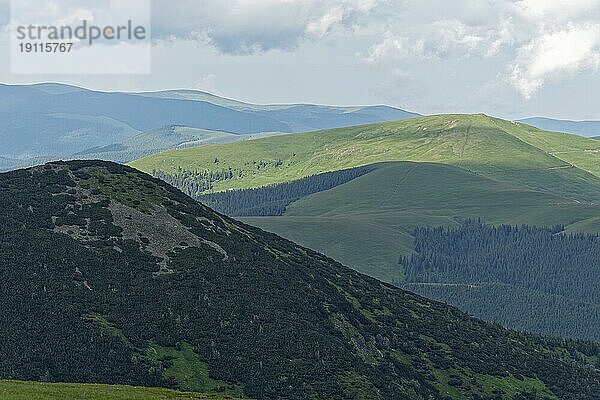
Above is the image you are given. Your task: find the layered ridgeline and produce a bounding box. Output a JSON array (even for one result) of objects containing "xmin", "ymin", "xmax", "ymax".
[
  {"xmin": 518, "ymin": 117, "xmax": 600, "ymax": 138},
  {"xmin": 130, "ymin": 114, "xmax": 600, "ymax": 341},
  {"xmin": 1, "ymin": 161, "xmax": 600, "ymax": 399},
  {"xmin": 0, "ymin": 83, "xmax": 417, "ymax": 170},
  {"xmin": 131, "ymin": 114, "xmax": 600, "ymax": 196},
  {"xmin": 74, "ymin": 126, "xmax": 286, "ymax": 165}
]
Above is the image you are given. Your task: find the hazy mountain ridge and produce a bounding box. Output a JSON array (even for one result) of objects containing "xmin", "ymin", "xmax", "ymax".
[
  {"xmin": 0, "ymin": 83, "xmax": 417, "ymax": 169},
  {"xmin": 74, "ymin": 126, "xmax": 247, "ymax": 164},
  {"xmin": 517, "ymin": 117, "xmax": 600, "ymax": 137}
]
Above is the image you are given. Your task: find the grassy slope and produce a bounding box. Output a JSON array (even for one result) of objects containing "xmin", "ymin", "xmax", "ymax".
[
  {"xmin": 504, "ymin": 123, "xmax": 600, "ymax": 178},
  {"xmin": 131, "ymin": 114, "xmax": 600, "ymax": 282},
  {"xmin": 145, "ymin": 342, "xmax": 244, "ymax": 395},
  {"xmin": 0, "ymin": 380, "xmax": 243, "ymax": 400},
  {"xmin": 130, "ymin": 114, "xmax": 600, "ymax": 201},
  {"xmin": 242, "ymin": 162, "xmax": 600, "ymax": 281}
]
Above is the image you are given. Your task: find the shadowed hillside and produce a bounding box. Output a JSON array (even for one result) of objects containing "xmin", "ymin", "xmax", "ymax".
[{"xmin": 1, "ymin": 160, "xmax": 599, "ymax": 399}]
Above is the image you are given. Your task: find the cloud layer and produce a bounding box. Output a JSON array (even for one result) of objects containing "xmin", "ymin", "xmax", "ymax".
[
  {"xmin": 151, "ymin": 0, "xmax": 384, "ymax": 54},
  {"xmin": 2, "ymin": 0, "xmax": 600, "ymax": 107},
  {"xmin": 143, "ymin": 0, "xmax": 600, "ymax": 98},
  {"xmin": 359, "ymin": 0, "xmax": 600, "ymax": 98}
]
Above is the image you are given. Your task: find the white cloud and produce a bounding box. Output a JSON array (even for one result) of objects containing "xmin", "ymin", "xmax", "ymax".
[
  {"xmin": 509, "ymin": 24, "xmax": 600, "ymax": 98},
  {"xmin": 486, "ymin": 16, "xmax": 515, "ymax": 57},
  {"xmin": 500, "ymin": 0, "xmax": 600, "ymax": 97},
  {"xmin": 363, "ymin": 31, "xmax": 408, "ymax": 64},
  {"xmin": 512, "ymin": 0, "xmax": 600, "ymax": 21},
  {"xmin": 359, "ymin": 0, "xmax": 600, "ymax": 98},
  {"xmin": 2, "ymin": 0, "xmax": 600, "ymax": 112},
  {"xmin": 0, "ymin": 0, "xmax": 384, "ymax": 53},
  {"xmin": 363, "ymin": 19, "xmax": 498, "ymax": 64},
  {"xmin": 8, "ymin": 0, "xmax": 149, "ymax": 26},
  {"xmin": 419, "ymin": 19, "xmax": 486, "ymax": 58},
  {"xmin": 305, "ymin": 6, "xmax": 345, "ymax": 39}
]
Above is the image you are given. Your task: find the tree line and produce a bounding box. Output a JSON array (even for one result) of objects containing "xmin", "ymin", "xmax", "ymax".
[{"xmin": 198, "ymin": 165, "xmax": 374, "ymax": 216}]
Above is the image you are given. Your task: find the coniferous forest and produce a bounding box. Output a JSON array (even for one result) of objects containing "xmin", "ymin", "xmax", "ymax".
[
  {"xmin": 155, "ymin": 165, "xmax": 374, "ymax": 216},
  {"xmin": 398, "ymin": 220, "xmax": 600, "ymax": 340},
  {"xmin": 199, "ymin": 166, "xmax": 374, "ymax": 216},
  {"xmin": 4, "ymin": 1, "xmax": 600, "ymax": 396},
  {"xmin": 154, "ymin": 165, "xmax": 600, "ymax": 342}
]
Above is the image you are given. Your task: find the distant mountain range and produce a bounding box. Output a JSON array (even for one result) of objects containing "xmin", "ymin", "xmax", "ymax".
[
  {"xmin": 73, "ymin": 125, "xmax": 290, "ymax": 164},
  {"xmin": 517, "ymin": 117, "xmax": 600, "ymax": 137},
  {"xmin": 5, "ymin": 82, "xmax": 600, "ymax": 171},
  {"xmin": 0, "ymin": 83, "xmax": 419, "ymax": 170}
]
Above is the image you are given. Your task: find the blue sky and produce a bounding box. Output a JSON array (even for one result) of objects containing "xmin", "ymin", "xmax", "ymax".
[{"xmin": 2, "ymin": 0, "xmax": 600, "ymax": 120}]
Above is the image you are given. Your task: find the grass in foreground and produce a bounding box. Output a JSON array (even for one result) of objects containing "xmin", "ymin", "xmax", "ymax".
[{"xmin": 0, "ymin": 380, "xmax": 245, "ymax": 400}]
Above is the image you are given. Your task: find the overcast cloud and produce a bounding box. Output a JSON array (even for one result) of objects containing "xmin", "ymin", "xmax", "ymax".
[{"xmin": 1, "ymin": 0, "xmax": 600, "ymax": 119}]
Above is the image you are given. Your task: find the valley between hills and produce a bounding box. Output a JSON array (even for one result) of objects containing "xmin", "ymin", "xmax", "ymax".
[
  {"xmin": 2, "ymin": 87, "xmax": 600, "ymax": 399},
  {"xmin": 3, "ymin": 0, "xmax": 600, "ymax": 393},
  {"xmin": 130, "ymin": 114, "xmax": 600, "ymax": 341}
]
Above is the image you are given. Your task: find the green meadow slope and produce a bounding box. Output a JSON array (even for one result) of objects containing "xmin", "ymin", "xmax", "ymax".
[
  {"xmin": 131, "ymin": 115, "xmax": 600, "ymax": 282},
  {"xmin": 242, "ymin": 162, "xmax": 600, "ymax": 282},
  {"xmin": 133, "ymin": 116, "xmax": 600, "ymax": 342},
  {"xmin": 131, "ymin": 114, "xmax": 600, "ymax": 201},
  {"xmin": 131, "ymin": 114, "xmax": 600, "ymax": 343}
]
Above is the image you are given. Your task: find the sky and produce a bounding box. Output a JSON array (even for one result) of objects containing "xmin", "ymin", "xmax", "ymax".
[{"xmin": 1, "ymin": 0, "xmax": 600, "ymax": 120}]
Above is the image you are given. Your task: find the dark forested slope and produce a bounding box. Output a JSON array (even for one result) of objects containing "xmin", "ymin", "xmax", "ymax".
[
  {"xmin": 162, "ymin": 165, "xmax": 376, "ymax": 216},
  {"xmin": 399, "ymin": 221, "xmax": 600, "ymax": 340},
  {"xmin": 0, "ymin": 161, "xmax": 599, "ymax": 400}
]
